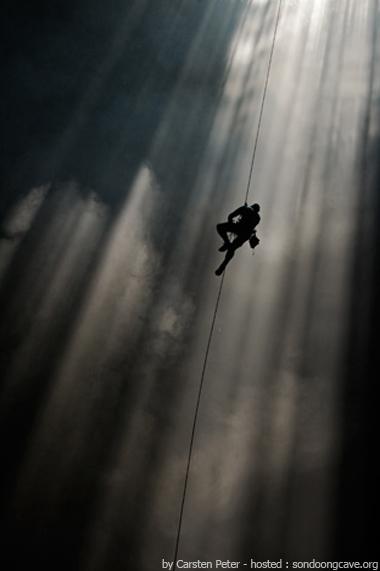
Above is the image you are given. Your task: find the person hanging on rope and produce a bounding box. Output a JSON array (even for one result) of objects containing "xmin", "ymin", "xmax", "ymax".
[{"xmin": 215, "ymin": 202, "xmax": 261, "ymax": 276}]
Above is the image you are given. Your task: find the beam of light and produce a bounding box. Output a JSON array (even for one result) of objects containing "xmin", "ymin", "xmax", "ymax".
[
  {"xmin": 1, "ymin": 183, "xmax": 109, "ymax": 397},
  {"xmin": 0, "ymin": 184, "xmax": 49, "ymax": 283},
  {"xmin": 8, "ymin": 166, "xmax": 158, "ymax": 494},
  {"xmin": 148, "ymin": 0, "xmax": 379, "ymax": 561}
]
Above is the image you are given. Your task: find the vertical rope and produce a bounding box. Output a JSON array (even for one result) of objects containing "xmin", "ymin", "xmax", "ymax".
[
  {"xmin": 244, "ymin": 0, "xmax": 283, "ymax": 203},
  {"xmin": 173, "ymin": 0, "xmax": 283, "ymax": 565},
  {"xmin": 173, "ymin": 273, "xmax": 225, "ymax": 568}
]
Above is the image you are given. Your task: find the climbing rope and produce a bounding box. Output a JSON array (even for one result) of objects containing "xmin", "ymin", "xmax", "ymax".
[
  {"xmin": 244, "ymin": 0, "xmax": 283, "ymax": 204},
  {"xmin": 173, "ymin": 272, "xmax": 225, "ymax": 567},
  {"xmin": 173, "ymin": 1, "xmax": 283, "ymax": 565}
]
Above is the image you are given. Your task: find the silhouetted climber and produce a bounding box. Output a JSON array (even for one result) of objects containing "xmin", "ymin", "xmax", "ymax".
[{"xmin": 215, "ymin": 202, "xmax": 261, "ymax": 276}]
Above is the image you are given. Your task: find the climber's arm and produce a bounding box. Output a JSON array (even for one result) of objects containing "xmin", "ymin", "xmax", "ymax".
[{"xmin": 228, "ymin": 205, "xmax": 245, "ymax": 222}]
